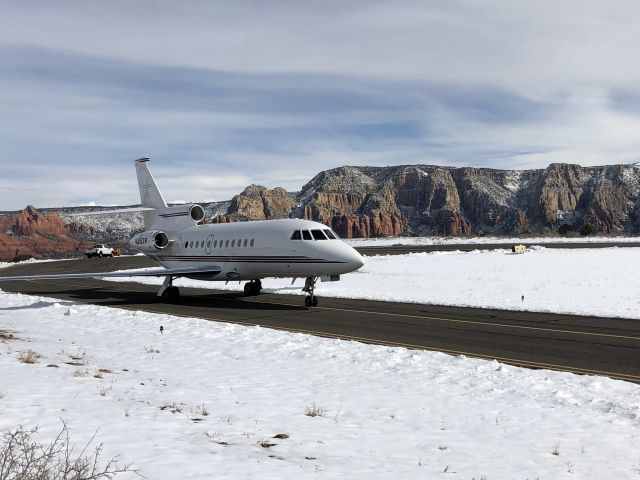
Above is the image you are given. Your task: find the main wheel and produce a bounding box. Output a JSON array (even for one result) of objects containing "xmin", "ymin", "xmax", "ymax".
[
  {"xmin": 311, "ymin": 296, "xmax": 318, "ymax": 307},
  {"xmin": 162, "ymin": 286, "xmax": 180, "ymax": 302},
  {"xmin": 304, "ymin": 296, "xmax": 313, "ymax": 307},
  {"xmin": 169, "ymin": 286, "xmax": 180, "ymax": 301},
  {"xmin": 98, "ymin": 252, "xmax": 103, "ymax": 258},
  {"xmin": 244, "ymin": 283, "xmax": 251, "ymax": 295}
]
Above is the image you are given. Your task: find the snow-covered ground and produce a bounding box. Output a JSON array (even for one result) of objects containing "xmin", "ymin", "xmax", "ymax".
[
  {"xmin": 3, "ymin": 247, "xmax": 640, "ymax": 478},
  {"xmin": 108, "ymin": 247, "xmax": 640, "ymax": 320},
  {"xmin": 346, "ymin": 235, "xmax": 640, "ymax": 247},
  {"xmin": 1, "ymin": 290, "xmax": 640, "ymax": 479}
]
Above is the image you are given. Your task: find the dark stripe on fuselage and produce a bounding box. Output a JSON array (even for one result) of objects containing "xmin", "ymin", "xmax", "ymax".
[{"xmin": 150, "ymin": 255, "xmax": 346, "ymax": 264}]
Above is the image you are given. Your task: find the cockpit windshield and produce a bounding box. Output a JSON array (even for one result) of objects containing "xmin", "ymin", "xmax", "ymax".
[{"xmin": 290, "ymin": 229, "xmax": 338, "ymax": 240}]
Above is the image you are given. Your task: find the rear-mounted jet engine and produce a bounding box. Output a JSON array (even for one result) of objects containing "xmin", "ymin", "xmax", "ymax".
[{"xmin": 130, "ymin": 230, "xmax": 171, "ymax": 252}]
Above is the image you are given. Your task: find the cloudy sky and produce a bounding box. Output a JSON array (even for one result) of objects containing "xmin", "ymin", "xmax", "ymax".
[{"xmin": 2, "ymin": 0, "xmax": 640, "ymax": 209}]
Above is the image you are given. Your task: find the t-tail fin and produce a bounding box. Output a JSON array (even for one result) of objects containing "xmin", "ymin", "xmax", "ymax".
[
  {"xmin": 135, "ymin": 158, "xmax": 167, "ymax": 229},
  {"xmin": 135, "ymin": 158, "xmax": 167, "ymax": 209},
  {"xmin": 70, "ymin": 158, "xmax": 202, "ymax": 232}
]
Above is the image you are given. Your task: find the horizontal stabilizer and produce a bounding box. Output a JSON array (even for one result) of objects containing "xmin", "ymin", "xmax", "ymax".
[
  {"xmin": 0, "ymin": 265, "xmax": 222, "ymax": 282},
  {"xmin": 67, "ymin": 207, "xmax": 156, "ymax": 217}
]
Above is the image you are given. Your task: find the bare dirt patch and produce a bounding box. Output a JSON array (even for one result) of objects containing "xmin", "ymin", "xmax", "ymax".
[{"xmin": 0, "ymin": 330, "xmax": 16, "ymax": 341}]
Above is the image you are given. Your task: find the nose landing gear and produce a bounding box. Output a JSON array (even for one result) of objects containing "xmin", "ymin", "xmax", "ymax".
[
  {"xmin": 243, "ymin": 279, "xmax": 262, "ymax": 296},
  {"xmin": 303, "ymin": 276, "xmax": 318, "ymax": 307}
]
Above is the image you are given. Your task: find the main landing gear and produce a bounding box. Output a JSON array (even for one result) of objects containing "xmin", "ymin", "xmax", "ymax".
[
  {"xmin": 244, "ymin": 279, "xmax": 262, "ymax": 296},
  {"xmin": 303, "ymin": 276, "xmax": 318, "ymax": 307},
  {"xmin": 158, "ymin": 276, "xmax": 180, "ymax": 302}
]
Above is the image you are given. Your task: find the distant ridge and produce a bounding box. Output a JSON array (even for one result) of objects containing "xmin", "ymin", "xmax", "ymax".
[
  {"xmin": 2, "ymin": 162, "xmax": 640, "ymax": 258},
  {"xmin": 217, "ymin": 163, "xmax": 640, "ymax": 237}
]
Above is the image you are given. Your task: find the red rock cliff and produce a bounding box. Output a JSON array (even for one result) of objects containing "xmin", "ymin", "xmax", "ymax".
[{"xmin": 0, "ymin": 206, "xmax": 91, "ymax": 259}]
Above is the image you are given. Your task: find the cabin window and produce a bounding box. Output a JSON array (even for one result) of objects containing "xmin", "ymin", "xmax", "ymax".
[
  {"xmin": 225, "ymin": 240, "xmax": 229, "ymax": 248},
  {"xmin": 196, "ymin": 241, "xmax": 200, "ymax": 248},
  {"xmin": 312, "ymin": 230, "xmax": 327, "ymax": 240},
  {"xmin": 323, "ymin": 229, "xmax": 336, "ymax": 240},
  {"xmin": 302, "ymin": 230, "xmax": 312, "ymax": 240},
  {"xmin": 184, "ymin": 241, "xmax": 188, "ymax": 248},
  {"xmin": 189, "ymin": 241, "xmax": 193, "ymax": 248},
  {"xmin": 243, "ymin": 239, "xmax": 248, "ymax": 247},
  {"xmin": 213, "ymin": 240, "xmax": 217, "ymax": 248},
  {"xmin": 231, "ymin": 239, "xmax": 235, "ymax": 247},
  {"xmin": 250, "ymin": 239, "xmax": 255, "ymax": 247},
  {"xmin": 290, "ymin": 230, "xmax": 302, "ymax": 240}
]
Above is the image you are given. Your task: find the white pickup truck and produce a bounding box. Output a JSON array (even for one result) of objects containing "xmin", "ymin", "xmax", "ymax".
[{"xmin": 85, "ymin": 244, "xmax": 114, "ymax": 258}]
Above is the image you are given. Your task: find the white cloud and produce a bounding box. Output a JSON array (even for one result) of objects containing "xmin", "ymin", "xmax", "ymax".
[
  {"xmin": 2, "ymin": 1, "xmax": 640, "ymax": 208},
  {"xmin": 2, "ymin": 1, "xmax": 640, "ymax": 96}
]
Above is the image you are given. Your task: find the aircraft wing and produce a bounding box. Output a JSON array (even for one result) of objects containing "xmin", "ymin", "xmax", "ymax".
[{"xmin": 0, "ymin": 265, "xmax": 222, "ymax": 282}]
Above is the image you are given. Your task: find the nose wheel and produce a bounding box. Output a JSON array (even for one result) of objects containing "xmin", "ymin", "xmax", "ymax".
[
  {"xmin": 303, "ymin": 276, "xmax": 318, "ymax": 307},
  {"xmin": 244, "ymin": 279, "xmax": 262, "ymax": 296}
]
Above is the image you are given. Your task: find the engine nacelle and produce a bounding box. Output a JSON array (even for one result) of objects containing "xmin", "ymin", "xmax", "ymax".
[
  {"xmin": 189, "ymin": 204, "xmax": 205, "ymax": 223},
  {"xmin": 130, "ymin": 230, "xmax": 170, "ymax": 252}
]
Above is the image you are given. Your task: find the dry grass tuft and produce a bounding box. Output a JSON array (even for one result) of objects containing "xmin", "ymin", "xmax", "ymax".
[
  {"xmin": 259, "ymin": 440, "xmax": 276, "ymax": 448},
  {"xmin": 195, "ymin": 404, "xmax": 209, "ymax": 416},
  {"xmin": 98, "ymin": 387, "xmax": 110, "ymax": 397},
  {"xmin": 72, "ymin": 368, "xmax": 88, "ymax": 378},
  {"xmin": 98, "ymin": 368, "xmax": 112, "ymax": 374},
  {"xmin": 0, "ymin": 391, "xmax": 6, "ymax": 400},
  {"xmin": 305, "ymin": 402, "xmax": 327, "ymax": 417},
  {"xmin": 18, "ymin": 350, "xmax": 40, "ymax": 364},
  {"xmin": 272, "ymin": 433, "xmax": 289, "ymax": 440},
  {"xmin": 160, "ymin": 402, "xmax": 184, "ymax": 414},
  {"xmin": 551, "ymin": 440, "xmax": 561, "ymax": 456},
  {"xmin": 93, "ymin": 371, "xmax": 104, "ymax": 379},
  {"xmin": 67, "ymin": 351, "xmax": 87, "ymax": 365}
]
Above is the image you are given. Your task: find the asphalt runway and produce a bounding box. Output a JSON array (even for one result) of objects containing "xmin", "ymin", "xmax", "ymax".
[{"xmin": 2, "ymin": 255, "xmax": 640, "ymax": 383}]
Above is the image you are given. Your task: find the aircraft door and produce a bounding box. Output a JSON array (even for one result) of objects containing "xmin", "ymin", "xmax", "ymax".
[{"xmin": 205, "ymin": 235, "xmax": 214, "ymax": 254}]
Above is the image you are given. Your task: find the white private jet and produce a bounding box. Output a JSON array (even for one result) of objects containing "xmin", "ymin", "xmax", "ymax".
[{"xmin": 0, "ymin": 158, "xmax": 364, "ymax": 307}]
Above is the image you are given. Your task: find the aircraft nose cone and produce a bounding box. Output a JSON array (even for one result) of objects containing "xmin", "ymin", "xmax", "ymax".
[{"xmin": 349, "ymin": 247, "xmax": 365, "ymax": 270}]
